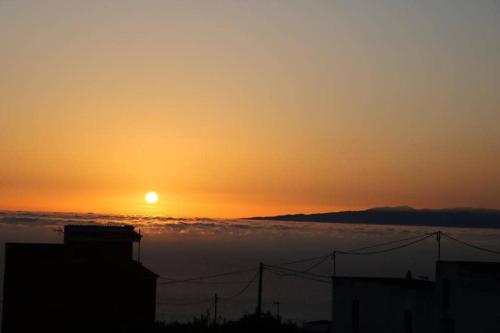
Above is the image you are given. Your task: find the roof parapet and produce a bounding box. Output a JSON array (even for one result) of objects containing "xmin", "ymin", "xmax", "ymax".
[{"xmin": 64, "ymin": 225, "xmax": 142, "ymax": 243}]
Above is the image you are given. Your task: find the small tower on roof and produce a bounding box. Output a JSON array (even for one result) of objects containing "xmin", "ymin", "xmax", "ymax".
[{"xmin": 64, "ymin": 224, "xmax": 141, "ymax": 261}]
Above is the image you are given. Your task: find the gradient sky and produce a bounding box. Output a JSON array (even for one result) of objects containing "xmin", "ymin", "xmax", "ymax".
[{"xmin": 1, "ymin": 1, "xmax": 499, "ymax": 217}]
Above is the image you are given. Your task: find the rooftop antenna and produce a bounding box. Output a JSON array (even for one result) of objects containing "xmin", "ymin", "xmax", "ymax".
[{"xmin": 138, "ymin": 228, "xmax": 142, "ymax": 263}]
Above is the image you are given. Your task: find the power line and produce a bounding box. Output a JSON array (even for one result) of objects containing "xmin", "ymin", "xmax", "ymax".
[
  {"xmin": 157, "ymin": 233, "xmax": 440, "ymax": 286},
  {"xmin": 159, "ymin": 279, "xmax": 256, "ymax": 285},
  {"xmin": 219, "ymin": 271, "xmax": 259, "ymax": 301},
  {"xmin": 154, "ymin": 230, "xmax": 500, "ymax": 320},
  {"xmin": 342, "ymin": 232, "xmax": 437, "ymax": 253},
  {"xmin": 157, "ymin": 272, "xmax": 259, "ymax": 306},
  {"xmin": 270, "ymin": 253, "xmax": 334, "ymax": 267},
  {"xmin": 153, "ymin": 231, "xmax": 500, "ymax": 314},
  {"xmin": 158, "ymin": 268, "xmax": 257, "ymax": 285},
  {"xmin": 156, "ymin": 298, "xmax": 213, "ymax": 306},
  {"xmin": 265, "ymin": 255, "xmax": 331, "ymax": 278},
  {"xmin": 281, "ymin": 254, "xmax": 331, "ymax": 276},
  {"xmin": 442, "ymin": 232, "xmax": 500, "ymax": 255},
  {"xmin": 265, "ymin": 266, "xmax": 330, "ymax": 284},
  {"xmin": 156, "ymin": 255, "xmax": 333, "ymax": 287},
  {"xmin": 266, "ymin": 265, "xmax": 330, "ymax": 279},
  {"xmin": 337, "ymin": 233, "xmax": 436, "ymax": 256}
]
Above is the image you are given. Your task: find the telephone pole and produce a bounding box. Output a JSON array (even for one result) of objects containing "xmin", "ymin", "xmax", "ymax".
[
  {"xmin": 331, "ymin": 251, "xmax": 337, "ymax": 332},
  {"xmin": 256, "ymin": 262, "xmax": 264, "ymax": 316},
  {"xmin": 437, "ymin": 231, "xmax": 441, "ymax": 261},
  {"xmin": 213, "ymin": 293, "xmax": 218, "ymax": 326},
  {"xmin": 137, "ymin": 229, "xmax": 142, "ymax": 263},
  {"xmin": 273, "ymin": 301, "xmax": 281, "ymax": 321}
]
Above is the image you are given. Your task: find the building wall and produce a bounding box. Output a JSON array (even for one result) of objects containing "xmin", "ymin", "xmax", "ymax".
[
  {"xmin": 1, "ymin": 243, "xmax": 66, "ymax": 333},
  {"xmin": 65, "ymin": 241, "xmax": 134, "ymax": 262},
  {"xmin": 62, "ymin": 262, "xmax": 157, "ymax": 331},
  {"xmin": 436, "ymin": 261, "xmax": 500, "ymax": 333},
  {"xmin": 2, "ymin": 242, "xmax": 157, "ymax": 333},
  {"xmin": 332, "ymin": 277, "xmax": 436, "ymax": 333}
]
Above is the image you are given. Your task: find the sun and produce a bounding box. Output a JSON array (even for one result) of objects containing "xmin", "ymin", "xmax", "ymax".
[{"xmin": 145, "ymin": 192, "xmax": 158, "ymax": 204}]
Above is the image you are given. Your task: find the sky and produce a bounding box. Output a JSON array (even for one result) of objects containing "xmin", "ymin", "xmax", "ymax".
[{"xmin": 1, "ymin": 0, "xmax": 499, "ymax": 218}]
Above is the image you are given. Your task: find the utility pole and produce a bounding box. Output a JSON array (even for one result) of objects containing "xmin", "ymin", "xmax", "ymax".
[
  {"xmin": 333, "ymin": 250, "xmax": 337, "ymax": 277},
  {"xmin": 273, "ymin": 301, "xmax": 281, "ymax": 321},
  {"xmin": 437, "ymin": 231, "xmax": 441, "ymax": 261},
  {"xmin": 213, "ymin": 293, "xmax": 218, "ymax": 326},
  {"xmin": 256, "ymin": 262, "xmax": 264, "ymax": 316},
  {"xmin": 331, "ymin": 251, "xmax": 337, "ymax": 333},
  {"xmin": 137, "ymin": 229, "xmax": 142, "ymax": 263}
]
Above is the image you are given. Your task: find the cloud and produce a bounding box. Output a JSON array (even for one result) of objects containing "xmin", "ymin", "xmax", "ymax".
[{"xmin": 0, "ymin": 210, "xmax": 322, "ymax": 235}]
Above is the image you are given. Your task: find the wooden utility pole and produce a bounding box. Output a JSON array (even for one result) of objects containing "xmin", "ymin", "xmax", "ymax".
[
  {"xmin": 333, "ymin": 250, "xmax": 337, "ymax": 277},
  {"xmin": 137, "ymin": 229, "xmax": 142, "ymax": 263},
  {"xmin": 331, "ymin": 251, "xmax": 337, "ymax": 332},
  {"xmin": 256, "ymin": 262, "xmax": 264, "ymax": 316},
  {"xmin": 213, "ymin": 293, "xmax": 218, "ymax": 326},
  {"xmin": 437, "ymin": 231, "xmax": 441, "ymax": 261},
  {"xmin": 273, "ymin": 301, "xmax": 281, "ymax": 321}
]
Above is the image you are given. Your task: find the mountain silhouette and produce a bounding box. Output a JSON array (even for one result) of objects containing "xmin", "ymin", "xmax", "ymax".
[{"xmin": 247, "ymin": 207, "xmax": 500, "ymax": 229}]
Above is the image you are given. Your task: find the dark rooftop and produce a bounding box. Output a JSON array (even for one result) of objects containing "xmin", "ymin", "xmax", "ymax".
[
  {"xmin": 438, "ymin": 260, "xmax": 500, "ymax": 267},
  {"xmin": 437, "ymin": 260, "xmax": 500, "ymax": 274},
  {"xmin": 64, "ymin": 225, "xmax": 142, "ymax": 243}
]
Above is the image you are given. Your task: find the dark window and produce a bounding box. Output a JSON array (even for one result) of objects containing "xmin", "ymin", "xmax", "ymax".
[
  {"xmin": 440, "ymin": 318, "xmax": 454, "ymax": 333},
  {"xmin": 72, "ymin": 246, "xmax": 82, "ymax": 260},
  {"xmin": 443, "ymin": 279, "xmax": 451, "ymax": 308},
  {"xmin": 352, "ymin": 299, "xmax": 360, "ymax": 333},
  {"xmin": 404, "ymin": 311, "xmax": 413, "ymax": 333}
]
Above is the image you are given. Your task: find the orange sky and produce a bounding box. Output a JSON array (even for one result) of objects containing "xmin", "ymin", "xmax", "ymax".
[{"xmin": 1, "ymin": 1, "xmax": 500, "ymax": 218}]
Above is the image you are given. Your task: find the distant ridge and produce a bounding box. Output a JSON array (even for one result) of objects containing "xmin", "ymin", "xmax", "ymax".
[{"xmin": 247, "ymin": 207, "xmax": 500, "ymax": 229}]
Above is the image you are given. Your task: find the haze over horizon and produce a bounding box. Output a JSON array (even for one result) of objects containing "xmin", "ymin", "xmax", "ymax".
[
  {"xmin": 1, "ymin": 1, "xmax": 500, "ymax": 218},
  {"xmin": 2, "ymin": 205, "xmax": 500, "ymax": 220}
]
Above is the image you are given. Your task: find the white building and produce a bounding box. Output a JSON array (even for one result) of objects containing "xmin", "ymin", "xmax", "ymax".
[{"xmin": 332, "ymin": 261, "xmax": 500, "ymax": 333}]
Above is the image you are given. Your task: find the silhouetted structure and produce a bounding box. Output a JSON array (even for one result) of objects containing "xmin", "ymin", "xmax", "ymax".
[
  {"xmin": 1, "ymin": 225, "xmax": 158, "ymax": 333},
  {"xmin": 251, "ymin": 207, "xmax": 500, "ymax": 229},
  {"xmin": 332, "ymin": 260, "xmax": 500, "ymax": 333},
  {"xmin": 303, "ymin": 320, "xmax": 332, "ymax": 333},
  {"xmin": 157, "ymin": 313, "xmax": 305, "ymax": 333},
  {"xmin": 436, "ymin": 261, "xmax": 500, "ymax": 333},
  {"xmin": 333, "ymin": 277, "xmax": 436, "ymax": 333}
]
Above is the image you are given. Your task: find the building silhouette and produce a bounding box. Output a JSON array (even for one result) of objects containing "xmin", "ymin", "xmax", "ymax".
[
  {"xmin": 332, "ymin": 261, "xmax": 500, "ymax": 333},
  {"xmin": 436, "ymin": 261, "xmax": 500, "ymax": 333},
  {"xmin": 1, "ymin": 225, "xmax": 158, "ymax": 333},
  {"xmin": 333, "ymin": 276, "xmax": 436, "ymax": 333}
]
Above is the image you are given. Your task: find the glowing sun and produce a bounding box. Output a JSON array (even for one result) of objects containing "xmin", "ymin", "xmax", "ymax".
[{"xmin": 145, "ymin": 192, "xmax": 158, "ymax": 204}]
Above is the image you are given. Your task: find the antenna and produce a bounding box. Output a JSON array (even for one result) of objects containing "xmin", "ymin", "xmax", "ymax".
[{"xmin": 138, "ymin": 228, "xmax": 142, "ymax": 263}]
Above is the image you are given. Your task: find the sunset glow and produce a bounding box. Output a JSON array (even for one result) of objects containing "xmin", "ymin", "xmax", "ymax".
[{"xmin": 1, "ymin": 1, "xmax": 499, "ymax": 217}]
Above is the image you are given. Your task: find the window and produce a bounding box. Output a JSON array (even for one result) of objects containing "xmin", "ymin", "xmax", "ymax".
[
  {"xmin": 404, "ymin": 311, "xmax": 413, "ymax": 333},
  {"xmin": 440, "ymin": 318, "xmax": 454, "ymax": 333},
  {"xmin": 352, "ymin": 299, "xmax": 360, "ymax": 333},
  {"xmin": 443, "ymin": 279, "xmax": 451, "ymax": 308}
]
